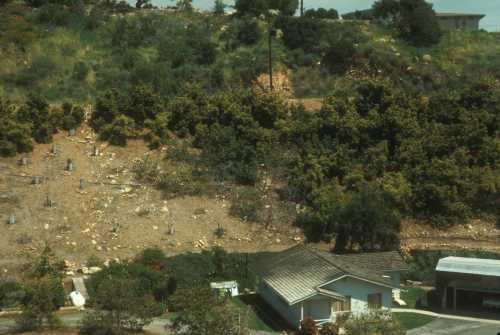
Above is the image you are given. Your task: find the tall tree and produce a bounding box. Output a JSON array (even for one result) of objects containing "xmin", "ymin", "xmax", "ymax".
[
  {"xmin": 214, "ymin": 0, "xmax": 224, "ymax": 14},
  {"xmin": 136, "ymin": 0, "xmax": 151, "ymax": 9},
  {"xmin": 373, "ymin": 0, "xmax": 441, "ymax": 46},
  {"xmin": 177, "ymin": 0, "xmax": 193, "ymax": 11},
  {"xmin": 235, "ymin": 0, "xmax": 298, "ymax": 17}
]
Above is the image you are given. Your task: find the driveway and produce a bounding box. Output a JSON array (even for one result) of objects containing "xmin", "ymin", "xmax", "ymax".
[{"xmin": 407, "ymin": 318, "xmax": 500, "ymax": 335}]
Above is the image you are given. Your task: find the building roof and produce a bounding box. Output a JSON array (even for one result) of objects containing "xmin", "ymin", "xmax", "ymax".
[
  {"xmin": 435, "ymin": 12, "xmax": 485, "ymax": 19},
  {"xmin": 436, "ymin": 256, "xmax": 500, "ymax": 277},
  {"xmin": 251, "ymin": 245, "xmax": 405, "ymax": 305}
]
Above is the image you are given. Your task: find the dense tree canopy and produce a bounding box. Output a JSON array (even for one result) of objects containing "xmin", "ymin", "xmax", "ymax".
[
  {"xmin": 304, "ymin": 8, "xmax": 339, "ymax": 20},
  {"xmin": 235, "ymin": 0, "xmax": 298, "ymax": 17},
  {"xmin": 373, "ymin": 0, "xmax": 442, "ymax": 46},
  {"xmin": 283, "ymin": 78, "xmax": 499, "ymax": 231},
  {"xmin": 0, "ymin": 95, "xmax": 84, "ymax": 156}
]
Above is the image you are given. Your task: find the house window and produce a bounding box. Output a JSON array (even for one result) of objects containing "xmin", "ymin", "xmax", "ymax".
[{"xmin": 368, "ymin": 293, "xmax": 382, "ymax": 309}]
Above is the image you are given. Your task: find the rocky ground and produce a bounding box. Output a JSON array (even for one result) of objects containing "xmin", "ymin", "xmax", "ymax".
[{"xmin": 0, "ymin": 125, "xmax": 300, "ymax": 277}]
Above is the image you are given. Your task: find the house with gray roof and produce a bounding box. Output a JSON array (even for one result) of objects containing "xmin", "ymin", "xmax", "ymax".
[{"xmin": 251, "ymin": 245, "xmax": 407, "ymax": 328}]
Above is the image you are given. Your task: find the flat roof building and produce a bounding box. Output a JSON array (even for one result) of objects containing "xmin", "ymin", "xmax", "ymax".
[
  {"xmin": 436, "ymin": 256, "xmax": 500, "ymax": 310},
  {"xmin": 435, "ymin": 12, "xmax": 485, "ymax": 31}
]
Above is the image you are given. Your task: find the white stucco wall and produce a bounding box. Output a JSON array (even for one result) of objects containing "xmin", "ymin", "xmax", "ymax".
[
  {"xmin": 322, "ymin": 276, "xmax": 393, "ymax": 314},
  {"xmin": 388, "ymin": 271, "xmax": 401, "ymax": 289},
  {"xmin": 259, "ymin": 276, "xmax": 394, "ymax": 329}
]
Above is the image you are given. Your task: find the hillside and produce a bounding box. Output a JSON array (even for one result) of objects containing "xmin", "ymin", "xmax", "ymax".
[
  {"xmin": 1, "ymin": 1, "xmax": 499, "ymax": 274},
  {"xmin": 1, "ymin": 3, "xmax": 499, "ymax": 101}
]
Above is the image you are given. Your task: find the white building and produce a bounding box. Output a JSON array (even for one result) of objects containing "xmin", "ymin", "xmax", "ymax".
[
  {"xmin": 251, "ymin": 245, "xmax": 407, "ymax": 328},
  {"xmin": 210, "ymin": 280, "xmax": 239, "ymax": 297}
]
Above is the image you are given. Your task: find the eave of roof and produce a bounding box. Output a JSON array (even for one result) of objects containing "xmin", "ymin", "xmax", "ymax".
[
  {"xmin": 436, "ymin": 256, "xmax": 500, "ymax": 277},
  {"xmin": 435, "ymin": 12, "xmax": 485, "ymax": 18}
]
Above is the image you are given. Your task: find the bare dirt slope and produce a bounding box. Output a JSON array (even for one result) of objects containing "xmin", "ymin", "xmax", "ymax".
[
  {"xmin": 0, "ymin": 126, "xmax": 300, "ymax": 276},
  {"xmin": 400, "ymin": 219, "xmax": 500, "ymax": 252}
]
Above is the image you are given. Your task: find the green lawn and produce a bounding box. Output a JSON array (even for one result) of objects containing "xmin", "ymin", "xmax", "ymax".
[
  {"xmin": 393, "ymin": 312, "xmax": 435, "ymax": 330},
  {"xmin": 400, "ymin": 287, "xmax": 427, "ymax": 309}
]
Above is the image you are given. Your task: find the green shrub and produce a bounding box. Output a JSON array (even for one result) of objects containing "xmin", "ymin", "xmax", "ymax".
[
  {"xmin": 86, "ymin": 255, "xmax": 104, "ymax": 268},
  {"xmin": 155, "ymin": 166, "xmax": 203, "ymax": 198},
  {"xmin": 0, "ymin": 140, "xmax": 18, "ymax": 156},
  {"xmin": 79, "ymin": 312, "xmax": 117, "ymax": 335},
  {"xmin": 73, "ymin": 62, "xmax": 89, "ymax": 81},
  {"xmin": 224, "ymin": 16, "xmax": 263, "ymax": 48},
  {"xmin": 36, "ymin": 4, "xmax": 72, "ymax": 26},
  {"xmin": 133, "ymin": 156, "xmax": 160, "ymax": 183},
  {"xmin": 100, "ymin": 115, "xmax": 135, "ymax": 146},
  {"xmin": 345, "ymin": 311, "xmax": 404, "ymax": 335},
  {"xmin": 16, "ymin": 275, "xmax": 65, "ymax": 331},
  {"xmin": 0, "ymin": 281, "xmax": 24, "ymax": 308},
  {"xmin": 230, "ymin": 187, "xmax": 263, "ymax": 222}
]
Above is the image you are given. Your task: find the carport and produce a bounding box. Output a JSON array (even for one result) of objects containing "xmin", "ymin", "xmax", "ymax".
[{"xmin": 436, "ymin": 257, "xmax": 500, "ymax": 311}]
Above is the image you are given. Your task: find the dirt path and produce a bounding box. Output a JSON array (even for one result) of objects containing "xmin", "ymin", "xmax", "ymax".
[{"xmin": 400, "ymin": 220, "xmax": 500, "ymax": 252}]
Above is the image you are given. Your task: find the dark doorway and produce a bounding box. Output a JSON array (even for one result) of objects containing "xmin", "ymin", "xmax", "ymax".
[
  {"xmin": 456, "ymin": 290, "xmax": 483, "ymax": 310},
  {"xmin": 446, "ymin": 286, "xmax": 454, "ymax": 309}
]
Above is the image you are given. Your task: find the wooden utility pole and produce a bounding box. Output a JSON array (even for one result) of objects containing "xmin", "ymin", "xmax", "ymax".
[
  {"xmin": 300, "ymin": 0, "xmax": 304, "ymax": 16},
  {"xmin": 268, "ymin": 22, "xmax": 273, "ymax": 91}
]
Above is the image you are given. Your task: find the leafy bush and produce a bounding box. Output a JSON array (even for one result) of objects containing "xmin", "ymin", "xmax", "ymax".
[
  {"xmin": 345, "ymin": 312, "xmax": 404, "ymax": 335},
  {"xmin": 223, "ymin": 16, "xmax": 263, "ymax": 49},
  {"xmin": 230, "ymin": 187, "xmax": 263, "ymax": 222},
  {"xmin": 319, "ymin": 323, "xmax": 339, "ymax": 335},
  {"xmin": 100, "ymin": 115, "xmax": 135, "ymax": 146},
  {"xmin": 15, "ymin": 246, "xmax": 66, "ymax": 332},
  {"xmin": 73, "ymin": 62, "xmax": 89, "ymax": 81},
  {"xmin": 0, "ymin": 281, "xmax": 24, "ymax": 308},
  {"xmin": 299, "ymin": 317, "xmax": 317, "ymax": 335},
  {"xmin": 79, "ymin": 312, "xmax": 117, "ymax": 335},
  {"xmin": 36, "ymin": 4, "xmax": 72, "ymax": 26},
  {"xmin": 16, "ymin": 276, "xmax": 65, "ymax": 331},
  {"xmin": 0, "ymin": 95, "xmax": 84, "ymax": 156},
  {"xmin": 170, "ymin": 286, "xmax": 250, "ymax": 335},
  {"xmin": 133, "ymin": 156, "xmax": 160, "ymax": 183}
]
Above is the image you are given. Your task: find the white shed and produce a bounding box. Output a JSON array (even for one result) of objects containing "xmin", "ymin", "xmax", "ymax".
[{"xmin": 210, "ymin": 281, "xmax": 239, "ymax": 297}]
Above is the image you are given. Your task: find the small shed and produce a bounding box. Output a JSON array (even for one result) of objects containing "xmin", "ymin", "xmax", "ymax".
[
  {"xmin": 210, "ymin": 281, "xmax": 239, "ymax": 297},
  {"xmin": 436, "ymin": 256, "xmax": 500, "ymax": 310}
]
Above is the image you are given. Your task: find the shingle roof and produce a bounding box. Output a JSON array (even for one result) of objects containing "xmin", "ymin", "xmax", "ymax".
[
  {"xmin": 325, "ymin": 251, "xmax": 409, "ymax": 272},
  {"xmin": 436, "ymin": 256, "xmax": 500, "ymax": 277},
  {"xmin": 251, "ymin": 245, "xmax": 404, "ymax": 305}
]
